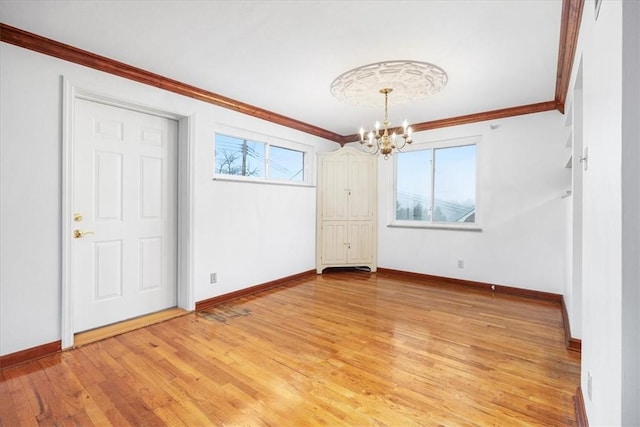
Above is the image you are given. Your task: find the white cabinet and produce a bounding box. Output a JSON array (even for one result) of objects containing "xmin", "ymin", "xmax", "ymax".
[{"xmin": 316, "ymin": 147, "xmax": 376, "ymax": 273}]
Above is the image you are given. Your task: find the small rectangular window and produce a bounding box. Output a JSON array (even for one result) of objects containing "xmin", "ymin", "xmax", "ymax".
[
  {"xmin": 395, "ymin": 140, "xmax": 477, "ymax": 226},
  {"xmin": 215, "ymin": 134, "xmax": 265, "ymax": 178},
  {"xmin": 269, "ymin": 145, "xmax": 305, "ymax": 182},
  {"xmin": 214, "ymin": 132, "xmax": 309, "ymax": 185}
]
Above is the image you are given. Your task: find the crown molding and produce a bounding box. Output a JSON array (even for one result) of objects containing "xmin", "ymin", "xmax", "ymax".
[
  {"xmin": 0, "ymin": 23, "xmax": 344, "ymax": 144},
  {"xmin": 555, "ymin": 0, "xmax": 585, "ymax": 113},
  {"xmin": 340, "ymin": 100, "xmax": 558, "ymax": 145},
  {"xmin": 2, "ymin": 0, "xmax": 582, "ymax": 142}
]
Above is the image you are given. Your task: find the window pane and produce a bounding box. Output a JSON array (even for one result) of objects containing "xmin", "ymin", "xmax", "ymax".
[
  {"xmin": 433, "ymin": 145, "xmax": 476, "ymax": 223},
  {"xmin": 396, "ymin": 149, "xmax": 432, "ymax": 221},
  {"xmin": 269, "ymin": 146, "xmax": 304, "ymax": 182},
  {"xmin": 215, "ymin": 134, "xmax": 265, "ymax": 178}
]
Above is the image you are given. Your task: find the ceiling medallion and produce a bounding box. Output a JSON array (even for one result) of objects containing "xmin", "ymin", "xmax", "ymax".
[
  {"xmin": 330, "ymin": 60, "xmax": 448, "ymax": 106},
  {"xmin": 331, "ymin": 60, "xmax": 448, "ymax": 158}
]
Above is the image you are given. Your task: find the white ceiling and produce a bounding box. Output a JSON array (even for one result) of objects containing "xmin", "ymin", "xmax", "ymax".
[{"xmin": 0, "ymin": 0, "xmax": 563, "ymax": 137}]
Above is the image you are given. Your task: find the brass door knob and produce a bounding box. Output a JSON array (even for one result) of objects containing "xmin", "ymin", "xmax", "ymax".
[{"xmin": 74, "ymin": 230, "xmax": 94, "ymax": 239}]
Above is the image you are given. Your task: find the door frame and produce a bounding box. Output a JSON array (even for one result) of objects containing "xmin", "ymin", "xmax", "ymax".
[{"xmin": 61, "ymin": 79, "xmax": 195, "ymax": 349}]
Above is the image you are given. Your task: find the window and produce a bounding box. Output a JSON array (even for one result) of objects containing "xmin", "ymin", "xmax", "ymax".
[
  {"xmin": 394, "ymin": 140, "xmax": 477, "ymax": 226},
  {"xmin": 214, "ymin": 133, "xmax": 308, "ymax": 184}
]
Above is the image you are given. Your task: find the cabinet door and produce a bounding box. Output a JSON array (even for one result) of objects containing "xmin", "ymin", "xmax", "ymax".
[
  {"xmin": 319, "ymin": 155, "xmax": 349, "ymax": 221},
  {"xmin": 320, "ymin": 222, "xmax": 348, "ymax": 265},
  {"xmin": 347, "ymin": 221, "xmax": 374, "ymax": 264},
  {"xmin": 348, "ymin": 155, "xmax": 375, "ymax": 221}
]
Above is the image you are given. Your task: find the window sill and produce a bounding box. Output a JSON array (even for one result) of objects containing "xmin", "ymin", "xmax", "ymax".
[
  {"xmin": 387, "ymin": 222, "xmax": 482, "ymax": 232},
  {"xmin": 212, "ymin": 175, "xmax": 314, "ymax": 188}
]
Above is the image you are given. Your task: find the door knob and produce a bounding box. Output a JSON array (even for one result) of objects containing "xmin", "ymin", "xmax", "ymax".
[{"xmin": 74, "ymin": 229, "xmax": 94, "ymax": 239}]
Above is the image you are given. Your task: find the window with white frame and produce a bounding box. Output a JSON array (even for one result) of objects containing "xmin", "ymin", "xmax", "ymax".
[
  {"xmin": 214, "ymin": 133, "xmax": 308, "ymax": 184},
  {"xmin": 394, "ymin": 139, "xmax": 477, "ymax": 225}
]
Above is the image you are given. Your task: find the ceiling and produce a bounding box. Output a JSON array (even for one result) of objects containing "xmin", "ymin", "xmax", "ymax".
[{"xmin": 0, "ymin": 1, "xmax": 565, "ymax": 139}]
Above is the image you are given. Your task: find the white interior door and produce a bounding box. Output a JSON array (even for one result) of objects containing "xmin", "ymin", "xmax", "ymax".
[{"xmin": 73, "ymin": 98, "xmax": 177, "ymax": 332}]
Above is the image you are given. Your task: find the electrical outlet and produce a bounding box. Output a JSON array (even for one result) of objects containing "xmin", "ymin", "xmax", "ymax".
[
  {"xmin": 587, "ymin": 371, "xmax": 593, "ymax": 401},
  {"xmin": 457, "ymin": 259, "xmax": 464, "ymax": 268},
  {"xmin": 210, "ymin": 272, "xmax": 217, "ymax": 284}
]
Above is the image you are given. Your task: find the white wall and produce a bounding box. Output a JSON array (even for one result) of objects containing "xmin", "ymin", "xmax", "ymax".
[
  {"xmin": 374, "ymin": 111, "xmax": 569, "ymax": 294},
  {"xmin": 572, "ymin": 0, "xmax": 640, "ymax": 425},
  {"xmin": 0, "ymin": 43, "xmax": 338, "ymax": 356},
  {"xmin": 581, "ymin": 0, "xmax": 623, "ymax": 420}
]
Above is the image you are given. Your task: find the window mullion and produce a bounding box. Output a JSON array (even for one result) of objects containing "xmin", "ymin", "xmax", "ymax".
[
  {"xmin": 430, "ymin": 150, "xmax": 436, "ymax": 223},
  {"xmin": 265, "ymin": 143, "xmax": 270, "ymax": 180}
]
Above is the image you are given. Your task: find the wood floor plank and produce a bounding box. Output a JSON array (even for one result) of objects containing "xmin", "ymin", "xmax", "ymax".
[
  {"xmin": 0, "ymin": 368, "xmax": 33, "ymax": 427},
  {"xmin": 1, "ymin": 272, "xmax": 580, "ymax": 425}
]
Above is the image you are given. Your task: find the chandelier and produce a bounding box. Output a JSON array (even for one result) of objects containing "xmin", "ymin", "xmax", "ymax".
[
  {"xmin": 330, "ymin": 60, "xmax": 448, "ymax": 158},
  {"xmin": 359, "ymin": 88, "xmax": 412, "ymax": 159}
]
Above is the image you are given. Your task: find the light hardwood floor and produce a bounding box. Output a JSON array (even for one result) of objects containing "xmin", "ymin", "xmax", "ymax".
[{"xmin": 0, "ymin": 271, "xmax": 580, "ymax": 426}]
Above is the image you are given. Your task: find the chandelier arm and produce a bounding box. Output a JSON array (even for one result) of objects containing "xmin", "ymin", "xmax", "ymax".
[
  {"xmin": 360, "ymin": 140, "xmax": 380, "ymax": 155},
  {"xmin": 357, "ymin": 87, "xmax": 413, "ymax": 158}
]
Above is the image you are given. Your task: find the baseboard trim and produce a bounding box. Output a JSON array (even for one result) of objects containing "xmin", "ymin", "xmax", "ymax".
[
  {"xmin": 568, "ymin": 337, "xmax": 582, "ymax": 352},
  {"xmin": 574, "ymin": 386, "xmax": 589, "ymax": 426},
  {"xmin": 0, "ymin": 340, "xmax": 62, "ymax": 369},
  {"xmin": 377, "ymin": 268, "xmax": 583, "ymax": 352},
  {"xmin": 561, "ymin": 296, "xmax": 583, "ymax": 352},
  {"xmin": 376, "ymin": 268, "xmax": 563, "ymax": 302},
  {"xmin": 196, "ymin": 269, "xmax": 316, "ymax": 311}
]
